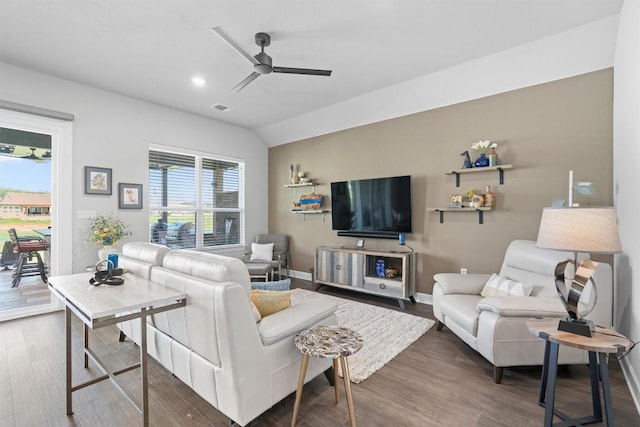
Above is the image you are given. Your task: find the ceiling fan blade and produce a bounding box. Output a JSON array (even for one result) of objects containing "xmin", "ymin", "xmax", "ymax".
[
  {"xmin": 212, "ymin": 26, "xmax": 259, "ymax": 66},
  {"xmin": 232, "ymin": 72, "xmax": 260, "ymax": 92},
  {"xmin": 272, "ymin": 66, "xmax": 332, "ymax": 76}
]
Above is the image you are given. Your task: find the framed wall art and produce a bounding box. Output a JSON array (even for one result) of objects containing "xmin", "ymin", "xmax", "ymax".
[
  {"xmin": 84, "ymin": 166, "xmax": 112, "ymax": 195},
  {"xmin": 118, "ymin": 183, "xmax": 143, "ymax": 209}
]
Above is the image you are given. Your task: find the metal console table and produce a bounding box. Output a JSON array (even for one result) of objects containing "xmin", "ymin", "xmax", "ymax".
[{"xmin": 48, "ymin": 273, "xmax": 187, "ymax": 427}]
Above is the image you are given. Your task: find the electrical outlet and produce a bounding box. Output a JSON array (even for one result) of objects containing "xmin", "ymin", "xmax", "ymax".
[{"xmin": 460, "ymin": 268, "xmax": 468, "ymax": 275}]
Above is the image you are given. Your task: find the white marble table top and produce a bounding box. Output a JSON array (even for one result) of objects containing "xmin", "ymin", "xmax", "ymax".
[{"xmin": 48, "ymin": 273, "xmax": 186, "ymax": 323}]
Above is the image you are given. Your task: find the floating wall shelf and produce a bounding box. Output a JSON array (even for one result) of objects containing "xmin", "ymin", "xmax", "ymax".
[
  {"xmin": 427, "ymin": 207, "xmax": 493, "ymax": 224},
  {"xmin": 292, "ymin": 210, "xmax": 328, "ymax": 221},
  {"xmin": 284, "ymin": 182, "xmax": 317, "ymax": 196},
  {"xmin": 445, "ymin": 164, "xmax": 513, "ymax": 187}
]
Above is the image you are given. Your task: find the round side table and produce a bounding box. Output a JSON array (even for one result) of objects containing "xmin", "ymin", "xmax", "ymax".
[
  {"xmin": 291, "ymin": 325, "xmax": 363, "ymax": 427},
  {"xmin": 527, "ymin": 318, "xmax": 632, "ymax": 427}
]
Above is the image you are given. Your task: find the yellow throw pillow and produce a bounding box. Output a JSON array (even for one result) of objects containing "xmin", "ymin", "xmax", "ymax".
[{"xmin": 250, "ymin": 289, "xmax": 291, "ymax": 317}]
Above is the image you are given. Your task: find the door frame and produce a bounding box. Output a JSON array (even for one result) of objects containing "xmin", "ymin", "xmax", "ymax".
[{"xmin": 0, "ymin": 108, "xmax": 73, "ymax": 321}]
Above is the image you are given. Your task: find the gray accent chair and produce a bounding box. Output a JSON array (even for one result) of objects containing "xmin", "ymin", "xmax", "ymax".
[{"xmin": 244, "ymin": 234, "xmax": 289, "ymax": 279}]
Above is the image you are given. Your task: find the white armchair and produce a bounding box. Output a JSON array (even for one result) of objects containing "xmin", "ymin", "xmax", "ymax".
[{"xmin": 433, "ymin": 240, "xmax": 612, "ymax": 383}]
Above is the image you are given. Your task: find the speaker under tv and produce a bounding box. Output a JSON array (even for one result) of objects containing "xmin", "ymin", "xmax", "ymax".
[{"xmin": 331, "ymin": 175, "xmax": 412, "ymax": 239}]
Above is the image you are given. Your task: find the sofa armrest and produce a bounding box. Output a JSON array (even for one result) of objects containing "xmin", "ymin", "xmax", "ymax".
[
  {"xmin": 433, "ymin": 273, "xmax": 491, "ymax": 295},
  {"xmin": 477, "ymin": 296, "xmax": 567, "ymax": 317},
  {"xmin": 257, "ymin": 299, "xmax": 337, "ymax": 346}
]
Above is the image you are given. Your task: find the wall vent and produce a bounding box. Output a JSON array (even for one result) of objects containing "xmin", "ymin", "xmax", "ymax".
[{"xmin": 212, "ymin": 103, "xmax": 232, "ymax": 112}]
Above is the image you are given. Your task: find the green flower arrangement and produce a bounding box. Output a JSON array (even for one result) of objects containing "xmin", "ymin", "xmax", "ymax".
[{"xmin": 87, "ymin": 214, "xmax": 132, "ymax": 246}]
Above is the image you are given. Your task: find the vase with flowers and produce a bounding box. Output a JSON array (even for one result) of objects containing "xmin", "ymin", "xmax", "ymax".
[
  {"xmin": 87, "ymin": 214, "xmax": 132, "ymax": 260},
  {"xmin": 471, "ymin": 140, "xmax": 497, "ymax": 168}
]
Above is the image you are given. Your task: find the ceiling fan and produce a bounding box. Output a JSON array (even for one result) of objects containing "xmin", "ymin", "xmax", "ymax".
[
  {"xmin": 212, "ymin": 27, "xmax": 332, "ymax": 92},
  {"xmin": 21, "ymin": 147, "xmax": 51, "ymax": 162}
]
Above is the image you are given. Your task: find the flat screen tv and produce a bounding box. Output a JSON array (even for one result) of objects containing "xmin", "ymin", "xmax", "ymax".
[{"xmin": 331, "ymin": 175, "xmax": 412, "ymax": 239}]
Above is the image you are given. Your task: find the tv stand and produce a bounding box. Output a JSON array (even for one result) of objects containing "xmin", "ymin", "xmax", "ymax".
[{"xmin": 314, "ymin": 246, "xmax": 416, "ymax": 309}]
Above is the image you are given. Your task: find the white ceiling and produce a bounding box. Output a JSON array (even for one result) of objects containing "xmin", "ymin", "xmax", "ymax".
[{"xmin": 0, "ymin": 0, "xmax": 623, "ymax": 137}]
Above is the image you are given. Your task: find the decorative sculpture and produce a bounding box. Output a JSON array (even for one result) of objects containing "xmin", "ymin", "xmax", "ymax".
[{"xmin": 461, "ymin": 151, "xmax": 473, "ymax": 169}]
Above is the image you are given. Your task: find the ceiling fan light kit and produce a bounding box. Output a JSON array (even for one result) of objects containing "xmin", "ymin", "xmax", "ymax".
[{"xmin": 212, "ymin": 27, "xmax": 332, "ymax": 92}]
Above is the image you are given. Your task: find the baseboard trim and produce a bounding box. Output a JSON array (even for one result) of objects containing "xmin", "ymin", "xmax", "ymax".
[
  {"xmin": 289, "ymin": 269, "xmax": 433, "ymax": 306},
  {"xmin": 620, "ymin": 357, "xmax": 640, "ymax": 415}
]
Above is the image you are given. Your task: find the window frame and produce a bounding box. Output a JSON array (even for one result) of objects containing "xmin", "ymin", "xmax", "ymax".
[{"xmin": 149, "ymin": 143, "xmax": 245, "ymax": 250}]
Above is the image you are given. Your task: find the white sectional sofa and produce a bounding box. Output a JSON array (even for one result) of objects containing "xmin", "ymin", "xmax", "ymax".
[
  {"xmin": 117, "ymin": 242, "xmax": 338, "ymax": 426},
  {"xmin": 432, "ymin": 239, "xmax": 612, "ymax": 383}
]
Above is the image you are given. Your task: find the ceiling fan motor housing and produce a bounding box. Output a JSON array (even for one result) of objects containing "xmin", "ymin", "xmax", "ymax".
[{"xmin": 253, "ymin": 52, "xmax": 273, "ymax": 74}]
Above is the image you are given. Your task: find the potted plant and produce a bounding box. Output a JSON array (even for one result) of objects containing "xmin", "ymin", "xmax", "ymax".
[{"xmin": 87, "ymin": 214, "xmax": 132, "ymax": 260}]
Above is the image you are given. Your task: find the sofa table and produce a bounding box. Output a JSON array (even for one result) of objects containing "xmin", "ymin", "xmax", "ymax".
[
  {"xmin": 48, "ymin": 273, "xmax": 187, "ymax": 427},
  {"xmin": 526, "ymin": 318, "xmax": 632, "ymax": 427},
  {"xmin": 292, "ymin": 325, "xmax": 363, "ymax": 427}
]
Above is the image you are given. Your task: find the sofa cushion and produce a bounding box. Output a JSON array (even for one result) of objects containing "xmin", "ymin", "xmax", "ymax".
[
  {"xmin": 163, "ymin": 249, "xmax": 251, "ymax": 296},
  {"xmin": 258, "ymin": 299, "xmax": 338, "ymax": 346},
  {"xmin": 251, "ymin": 278, "xmax": 291, "ymax": 291},
  {"xmin": 477, "ymin": 296, "xmax": 568, "ymax": 317},
  {"xmin": 440, "ymin": 294, "xmax": 483, "ymax": 337},
  {"xmin": 250, "ymin": 242, "xmax": 274, "ymax": 261},
  {"xmin": 122, "ymin": 241, "xmax": 171, "ymax": 265},
  {"xmin": 480, "ymin": 273, "xmax": 533, "ymax": 297},
  {"xmin": 249, "ymin": 301, "xmax": 262, "ymax": 322},
  {"xmin": 251, "ymin": 289, "xmax": 291, "ymax": 317}
]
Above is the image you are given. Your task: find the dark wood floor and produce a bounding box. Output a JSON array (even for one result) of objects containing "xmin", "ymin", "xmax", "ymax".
[{"xmin": 1, "ymin": 278, "xmax": 638, "ymax": 426}]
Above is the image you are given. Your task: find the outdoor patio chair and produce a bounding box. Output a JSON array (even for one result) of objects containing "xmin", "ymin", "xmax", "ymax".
[{"xmin": 8, "ymin": 228, "xmax": 49, "ymax": 287}]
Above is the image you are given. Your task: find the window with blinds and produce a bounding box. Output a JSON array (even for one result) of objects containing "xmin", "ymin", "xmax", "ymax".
[{"xmin": 149, "ymin": 148, "xmax": 244, "ymax": 249}]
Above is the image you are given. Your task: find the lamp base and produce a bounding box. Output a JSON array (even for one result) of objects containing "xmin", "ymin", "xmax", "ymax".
[{"xmin": 558, "ymin": 318, "xmax": 595, "ymax": 337}]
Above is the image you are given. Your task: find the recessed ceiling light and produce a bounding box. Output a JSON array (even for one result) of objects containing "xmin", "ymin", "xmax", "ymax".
[{"xmin": 191, "ymin": 76, "xmax": 206, "ymax": 87}]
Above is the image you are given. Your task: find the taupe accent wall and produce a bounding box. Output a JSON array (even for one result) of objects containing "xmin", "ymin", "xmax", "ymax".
[{"xmin": 268, "ymin": 69, "xmax": 613, "ymax": 295}]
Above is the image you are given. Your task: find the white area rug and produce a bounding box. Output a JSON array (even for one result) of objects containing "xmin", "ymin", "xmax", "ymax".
[{"xmin": 290, "ymin": 288, "xmax": 435, "ymax": 383}]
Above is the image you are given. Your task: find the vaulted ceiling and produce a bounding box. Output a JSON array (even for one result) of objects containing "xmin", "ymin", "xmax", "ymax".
[{"xmin": 0, "ymin": 0, "xmax": 623, "ymax": 139}]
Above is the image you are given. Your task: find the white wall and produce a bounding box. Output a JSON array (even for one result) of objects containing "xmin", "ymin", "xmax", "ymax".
[
  {"xmin": 0, "ymin": 63, "xmax": 268, "ymax": 272},
  {"xmin": 257, "ymin": 16, "xmax": 619, "ymax": 147},
  {"xmin": 614, "ymin": 0, "xmax": 640, "ymax": 410}
]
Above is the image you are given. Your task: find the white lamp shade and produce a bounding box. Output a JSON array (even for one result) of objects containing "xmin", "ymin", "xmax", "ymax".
[{"xmin": 537, "ymin": 207, "xmax": 622, "ymax": 254}]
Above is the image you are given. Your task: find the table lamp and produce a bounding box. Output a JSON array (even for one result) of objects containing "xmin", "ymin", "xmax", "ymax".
[{"xmin": 536, "ymin": 207, "xmax": 622, "ymax": 337}]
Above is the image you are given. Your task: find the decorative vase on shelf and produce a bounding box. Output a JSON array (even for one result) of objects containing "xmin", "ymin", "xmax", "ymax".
[
  {"xmin": 289, "ymin": 164, "xmax": 299, "ymax": 184},
  {"xmin": 98, "ymin": 245, "xmax": 116, "ymax": 261},
  {"xmin": 488, "ymin": 148, "xmax": 498, "ymax": 166},
  {"xmin": 474, "ymin": 153, "xmax": 490, "ymax": 168}
]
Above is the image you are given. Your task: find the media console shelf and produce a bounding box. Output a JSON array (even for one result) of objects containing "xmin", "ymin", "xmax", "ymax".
[
  {"xmin": 445, "ymin": 164, "xmax": 513, "ymax": 187},
  {"xmin": 314, "ymin": 246, "xmax": 416, "ymax": 309}
]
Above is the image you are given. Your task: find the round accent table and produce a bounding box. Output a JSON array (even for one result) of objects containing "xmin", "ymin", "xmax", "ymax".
[
  {"xmin": 526, "ymin": 318, "xmax": 632, "ymax": 427},
  {"xmin": 291, "ymin": 325, "xmax": 363, "ymax": 427}
]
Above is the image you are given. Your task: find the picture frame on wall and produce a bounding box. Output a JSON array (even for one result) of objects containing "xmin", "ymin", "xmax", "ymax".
[
  {"xmin": 84, "ymin": 166, "xmax": 112, "ymax": 195},
  {"xmin": 118, "ymin": 183, "xmax": 143, "ymax": 209}
]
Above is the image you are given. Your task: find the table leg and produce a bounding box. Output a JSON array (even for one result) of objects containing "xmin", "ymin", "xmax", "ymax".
[
  {"xmin": 65, "ymin": 306, "xmax": 73, "ymax": 415},
  {"xmin": 333, "ymin": 358, "xmax": 340, "ymax": 403},
  {"xmin": 291, "ymin": 353, "xmax": 310, "ymax": 427},
  {"xmin": 340, "ymin": 357, "xmax": 357, "ymax": 427},
  {"xmin": 588, "ymin": 351, "xmax": 603, "ymax": 421},
  {"xmin": 538, "ymin": 333, "xmax": 551, "ymax": 405},
  {"xmin": 543, "ymin": 342, "xmax": 560, "ymax": 427},
  {"xmin": 83, "ymin": 324, "xmax": 89, "ymax": 368},
  {"xmin": 141, "ymin": 308, "xmax": 149, "ymax": 427},
  {"xmin": 598, "ymin": 352, "xmax": 615, "ymax": 426}
]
